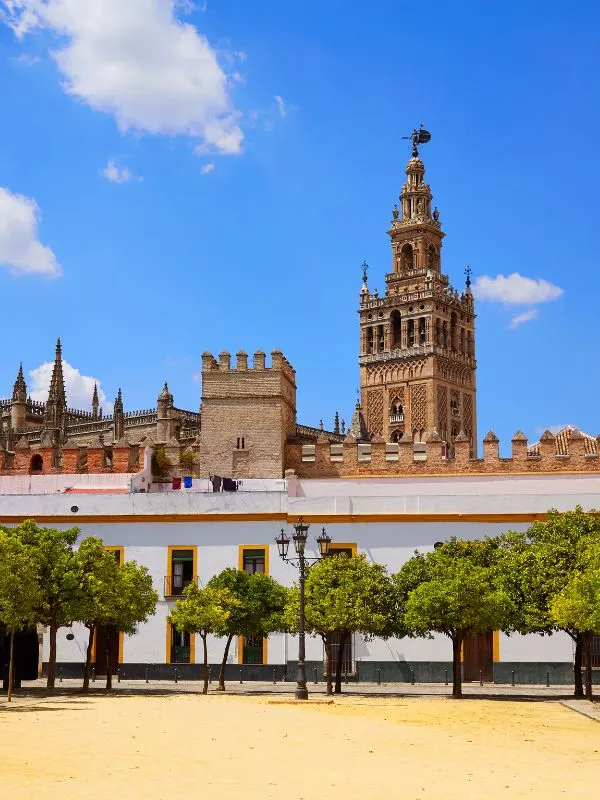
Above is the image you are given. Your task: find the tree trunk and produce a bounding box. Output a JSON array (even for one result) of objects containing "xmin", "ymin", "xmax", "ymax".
[
  {"xmin": 334, "ymin": 630, "xmax": 349, "ymax": 694},
  {"xmin": 7, "ymin": 628, "xmax": 15, "ymax": 703},
  {"xmin": 105, "ymin": 632, "xmax": 113, "ymax": 691},
  {"xmin": 451, "ymin": 631, "xmax": 463, "ymax": 699},
  {"xmin": 324, "ymin": 638, "xmax": 333, "ymax": 696},
  {"xmin": 218, "ymin": 634, "xmax": 234, "ymax": 691},
  {"xmin": 574, "ymin": 634, "xmax": 584, "ymax": 698},
  {"xmin": 584, "ymin": 631, "xmax": 593, "ymax": 701},
  {"xmin": 82, "ymin": 625, "xmax": 94, "ymax": 692},
  {"xmin": 202, "ymin": 634, "xmax": 209, "ymax": 695},
  {"xmin": 47, "ymin": 615, "xmax": 58, "ymax": 691}
]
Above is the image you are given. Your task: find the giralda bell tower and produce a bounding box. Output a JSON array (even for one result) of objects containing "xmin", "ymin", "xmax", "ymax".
[{"xmin": 358, "ymin": 128, "xmax": 477, "ymax": 454}]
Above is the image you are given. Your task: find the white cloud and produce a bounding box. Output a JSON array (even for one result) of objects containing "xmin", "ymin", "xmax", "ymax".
[
  {"xmin": 2, "ymin": 0, "xmax": 244, "ymax": 155},
  {"xmin": 509, "ymin": 308, "xmax": 538, "ymax": 329},
  {"xmin": 0, "ymin": 186, "xmax": 61, "ymax": 277},
  {"xmin": 200, "ymin": 162, "xmax": 214, "ymax": 174},
  {"xmin": 102, "ymin": 158, "xmax": 142, "ymax": 184},
  {"xmin": 28, "ymin": 360, "xmax": 113, "ymax": 413},
  {"xmin": 274, "ymin": 95, "xmax": 286, "ymax": 117},
  {"xmin": 473, "ymin": 273, "xmax": 563, "ymax": 305}
]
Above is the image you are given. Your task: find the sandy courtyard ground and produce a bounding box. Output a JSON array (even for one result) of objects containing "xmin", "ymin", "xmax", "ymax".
[{"xmin": 0, "ymin": 693, "xmax": 599, "ymax": 799}]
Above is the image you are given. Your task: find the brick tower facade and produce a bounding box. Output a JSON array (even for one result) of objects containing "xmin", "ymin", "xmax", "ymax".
[
  {"xmin": 359, "ymin": 136, "xmax": 477, "ymax": 453},
  {"xmin": 199, "ymin": 349, "xmax": 297, "ymax": 479}
]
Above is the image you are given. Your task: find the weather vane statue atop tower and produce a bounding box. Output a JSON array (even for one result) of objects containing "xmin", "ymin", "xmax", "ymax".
[{"xmin": 402, "ymin": 125, "xmax": 431, "ymax": 158}]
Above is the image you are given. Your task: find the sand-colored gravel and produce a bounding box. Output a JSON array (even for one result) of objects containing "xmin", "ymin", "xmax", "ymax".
[{"xmin": 0, "ymin": 693, "xmax": 598, "ymax": 799}]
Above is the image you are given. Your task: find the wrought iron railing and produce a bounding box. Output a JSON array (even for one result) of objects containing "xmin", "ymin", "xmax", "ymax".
[{"xmin": 164, "ymin": 576, "xmax": 198, "ymax": 598}]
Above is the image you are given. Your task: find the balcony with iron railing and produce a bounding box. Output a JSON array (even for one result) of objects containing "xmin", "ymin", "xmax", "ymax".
[
  {"xmin": 389, "ymin": 413, "xmax": 404, "ymax": 424},
  {"xmin": 164, "ymin": 576, "xmax": 198, "ymax": 598}
]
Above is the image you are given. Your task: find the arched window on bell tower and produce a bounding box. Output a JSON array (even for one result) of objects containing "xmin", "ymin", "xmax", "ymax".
[
  {"xmin": 391, "ymin": 310, "xmax": 402, "ymax": 348},
  {"xmin": 400, "ymin": 244, "xmax": 414, "ymax": 272},
  {"xmin": 408, "ymin": 319, "xmax": 415, "ymax": 347},
  {"xmin": 435, "ymin": 318, "xmax": 441, "ymax": 346},
  {"xmin": 427, "ymin": 244, "xmax": 438, "ymax": 271},
  {"xmin": 418, "ymin": 317, "xmax": 426, "ymax": 345},
  {"xmin": 450, "ymin": 312, "xmax": 457, "ymax": 353}
]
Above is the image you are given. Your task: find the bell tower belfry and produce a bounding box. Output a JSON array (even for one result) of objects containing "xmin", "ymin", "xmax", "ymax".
[{"xmin": 359, "ymin": 128, "xmax": 477, "ymax": 454}]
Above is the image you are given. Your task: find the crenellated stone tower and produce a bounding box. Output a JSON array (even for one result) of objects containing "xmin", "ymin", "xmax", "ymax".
[{"xmin": 359, "ymin": 131, "xmax": 477, "ymax": 454}]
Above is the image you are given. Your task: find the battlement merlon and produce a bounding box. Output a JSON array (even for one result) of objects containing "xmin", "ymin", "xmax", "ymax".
[{"xmin": 201, "ymin": 349, "xmax": 296, "ymax": 384}]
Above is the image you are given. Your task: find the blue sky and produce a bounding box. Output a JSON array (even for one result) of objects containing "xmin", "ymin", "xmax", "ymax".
[{"xmin": 0, "ymin": 0, "xmax": 599, "ymax": 452}]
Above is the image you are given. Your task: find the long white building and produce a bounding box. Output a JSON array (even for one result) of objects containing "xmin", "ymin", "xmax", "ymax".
[{"xmin": 1, "ymin": 462, "xmax": 598, "ymax": 684}]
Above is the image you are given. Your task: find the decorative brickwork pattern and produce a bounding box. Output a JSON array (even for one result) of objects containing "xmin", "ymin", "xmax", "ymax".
[
  {"xmin": 437, "ymin": 386, "xmax": 448, "ymax": 437},
  {"xmin": 410, "ymin": 384, "xmax": 427, "ymax": 433},
  {"xmin": 367, "ymin": 389, "xmax": 384, "ymax": 437},
  {"xmin": 464, "ymin": 393, "xmax": 473, "ymax": 436}
]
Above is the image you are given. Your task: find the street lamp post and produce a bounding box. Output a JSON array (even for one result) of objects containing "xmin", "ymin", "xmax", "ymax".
[{"xmin": 276, "ymin": 517, "xmax": 331, "ymax": 700}]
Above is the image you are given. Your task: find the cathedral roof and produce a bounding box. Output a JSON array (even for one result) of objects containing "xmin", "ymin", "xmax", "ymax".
[{"xmin": 528, "ymin": 426, "xmax": 597, "ymax": 456}]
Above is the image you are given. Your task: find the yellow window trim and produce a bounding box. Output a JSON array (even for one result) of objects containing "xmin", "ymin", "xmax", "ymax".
[
  {"xmin": 104, "ymin": 545, "xmax": 125, "ymax": 563},
  {"xmin": 329, "ymin": 542, "xmax": 358, "ymax": 556},
  {"xmin": 166, "ymin": 544, "xmax": 198, "ymax": 595},
  {"xmin": 237, "ymin": 544, "xmax": 270, "ymax": 575},
  {"xmin": 237, "ymin": 544, "xmax": 270, "ymax": 665},
  {"xmin": 238, "ymin": 636, "xmax": 269, "ymax": 666},
  {"xmin": 166, "ymin": 620, "xmax": 196, "ymax": 665}
]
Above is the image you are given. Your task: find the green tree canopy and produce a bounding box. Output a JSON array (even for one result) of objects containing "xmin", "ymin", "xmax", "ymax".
[
  {"xmin": 0, "ymin": 532, "xmax": 42, "ymax": 701},
  {"xmin": 498, "ymin": 507, "xmax": 600, "ymax": 697},
  {"xmin": 284, "ymin": 554, "xmax": 392, "ymax": 694},
  {"xmin": 73, "ymin": 539, "xmax": 124, "ymax": 691},
  {"xmin": 169, "ymin": 584, "xmax": 240, "ymax": 693},
  {"xmin": 0, "ymin": 520, "xmax": 82, "ymax": 690},
  {"xmin": 550, "ymin": 543, "xmax": 600, "ymax": 699},
  {"xmin": 207, "ymin": 568, "xmax": 287, "ymax": 690},
  {"xmin": 397, "ymin": 539, "xmax": 514, "ymax": 698},
  {"xmin": 92, "ymin": 560, "xmax": 158, "ymax": 689}
]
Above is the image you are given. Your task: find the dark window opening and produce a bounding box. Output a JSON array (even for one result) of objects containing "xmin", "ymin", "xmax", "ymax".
[
  {"xmin": 400, "ymin": 244, "xmax": 414, "ymax": 271},
  {"xmin": 168, "ymin": 549, "xmax": 194, "ymax": 596},
  {"xmin": 242, "ymin": 548, "xmax": 265, "ymax": 575},
  {"xmin": 236, "ymin": 437, "xmax": 245, "ymax": 450},
  {"xmin": 408, "ymin": 319, "xmax": 415, "ymax": 347},
  {"xmin": 391, "ymin": 310, "xmax": 402, "ymax": 347},
  {"xmin": 418, "ymin": 317, "xmax": 426, "ymax": 344},
  {"xmin": 242, "ymin": 635, "xmax": 264, "ymax": 665},
  {"xmin": 30, "ymin": 454, "xmax": 43, "ymax": 474},
  {"xmin": 171, "ymin": 627, "xmax": 191, "ymax": 664}
]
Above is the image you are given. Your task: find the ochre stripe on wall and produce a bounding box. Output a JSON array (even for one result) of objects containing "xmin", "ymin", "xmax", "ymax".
[{"xmin": 0, "ymin": 512, "xmax": 569, "ymax": 525}]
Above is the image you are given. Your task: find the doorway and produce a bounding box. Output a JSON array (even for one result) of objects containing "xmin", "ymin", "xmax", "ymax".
[{"xmin": 463, "ymin": 631, "xmax": 493, "ymax": 682}]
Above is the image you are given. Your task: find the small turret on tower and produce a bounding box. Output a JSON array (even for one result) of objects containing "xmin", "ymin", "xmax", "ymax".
[
  {"xmin": 11, "ymin": 364, "xmax": 27, "ymax": 429},
  {"xmin": 92, "ymin": 383, "xmax": 99, "ymax": 420},
  {"xmin": 113, "ymin": 388, "xmax": 124, "ymax": 442},
  {"xmin": 156, "ymin": 382, "xmax": 175, "ymax": 443}
]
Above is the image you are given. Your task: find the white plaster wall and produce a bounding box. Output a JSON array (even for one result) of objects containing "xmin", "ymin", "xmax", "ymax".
[
  {"xmin": 499, "ymin": 631, "xmax": 573, "ymax": 662},
  {"xmin": 9, "ymin": 472, "xmax": 593, "ymax": 668},
  {"xmin": 34, "ymin": 517, "xmax": 576, "ymax": 665}
]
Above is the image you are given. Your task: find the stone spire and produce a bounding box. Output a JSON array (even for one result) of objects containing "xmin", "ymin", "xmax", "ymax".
[
  {"xmin": 348, "ymin": 399, "xmax": 369, "ymax": 442},
  {"xmin": 113, "ymin": 387, "xmax": 124, "ymax": 442},
  {"xmin": 334, "ymin": 410, "xmax": 340, "ymax": 435},
  {"xmin": 92, "ymin": 382, "xmax": 99, "ymax": 420},
  {"xmin": 10, "ymin": 363, "xmax": 27, "ymax": 430},
  {"xmin": 12, "ymin": 364, "xmax": 27, "ymax": 403},
  {"xmin": 44, "ymin": 338, "xmax": 67, "ymax": 441}
]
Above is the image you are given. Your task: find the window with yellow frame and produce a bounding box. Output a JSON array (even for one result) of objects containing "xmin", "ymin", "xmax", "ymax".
[{"xmin": 238, "ymin": 545, "xmax": 269, "ymax": 665}]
